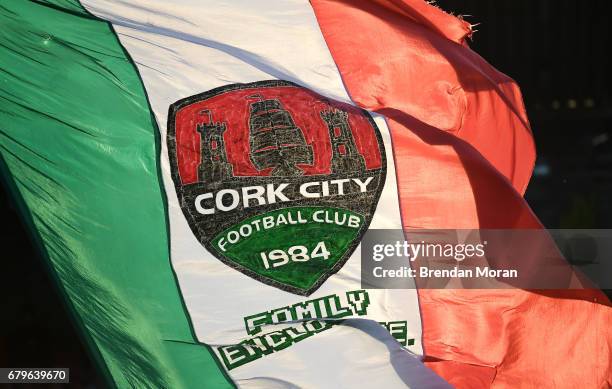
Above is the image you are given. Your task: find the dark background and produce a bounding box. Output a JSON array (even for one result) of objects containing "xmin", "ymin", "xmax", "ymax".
[
  {"xmin": 437, "ymin": 0, "xmax": 612, "ymax": 229},
  {"xmin": 1, "ymin": 1, "xmax": 611, "ymax": 387}
]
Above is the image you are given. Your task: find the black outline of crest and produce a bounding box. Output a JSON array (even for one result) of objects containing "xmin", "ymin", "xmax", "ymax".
[{"xmin": 167, "ymin": 80, "xmax": 386, "ymax": 296}]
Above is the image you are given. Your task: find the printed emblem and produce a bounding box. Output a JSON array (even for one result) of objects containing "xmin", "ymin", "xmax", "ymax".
[{"xmin": 167, "ymin": 80, "xmax": 386, "ymax": 295}]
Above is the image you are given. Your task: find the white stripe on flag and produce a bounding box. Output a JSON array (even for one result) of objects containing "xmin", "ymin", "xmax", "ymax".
[{"xmin": 81, "ymin": 1, "xmax": 446, "ymax": 387}]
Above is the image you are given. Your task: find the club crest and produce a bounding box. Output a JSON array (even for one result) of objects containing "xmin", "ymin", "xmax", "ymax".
[{"xmin": 167, "ymin": 80, "xmax": 386, "ymax": 295}]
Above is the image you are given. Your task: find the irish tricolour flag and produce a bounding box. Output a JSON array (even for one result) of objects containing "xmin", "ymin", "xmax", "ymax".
[{"xmin": 1, "ymin": 1, "xmax": 610, "ymax": 388}]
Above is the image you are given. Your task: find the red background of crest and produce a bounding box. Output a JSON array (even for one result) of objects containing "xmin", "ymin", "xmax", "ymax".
[{"xmin": 173, "ymin": 85, "xmax": 383, "ymax": 185}]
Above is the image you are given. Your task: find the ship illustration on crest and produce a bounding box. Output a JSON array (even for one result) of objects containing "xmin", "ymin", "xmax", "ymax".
[{"xmin": 196, "ymin": 95, "xmax": 366, "ymax": 182}]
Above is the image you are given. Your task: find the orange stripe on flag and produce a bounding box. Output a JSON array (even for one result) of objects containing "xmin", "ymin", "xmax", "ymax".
[
  {"xmin": 312, "ymin": 0, "xmax": 535, "ymax": 194},
  {"xmin": 311, "ymin": 1, "xmax": 611, "ymax": 388}
]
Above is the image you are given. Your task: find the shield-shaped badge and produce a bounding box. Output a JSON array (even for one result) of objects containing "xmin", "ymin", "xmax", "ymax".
[{"xmin": 167, "ymin": 80, "xmax": 386, "ymax": 295}]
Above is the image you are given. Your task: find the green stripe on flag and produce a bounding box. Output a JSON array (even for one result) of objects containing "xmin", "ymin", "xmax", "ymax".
[{"xmin": 0, "ymin": 1, "xmax": 233, "ymax": 387}]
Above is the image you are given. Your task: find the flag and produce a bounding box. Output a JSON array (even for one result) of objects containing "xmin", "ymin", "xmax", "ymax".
[{"xmin": 0, "ymin": 1, "xmax": 609, "ymax": 388}]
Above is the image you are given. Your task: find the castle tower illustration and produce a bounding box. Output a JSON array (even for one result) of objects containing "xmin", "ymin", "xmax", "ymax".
[
  {"xmin": 248, "ymin": 96, "xmax": 313, "ymax": 176},
  {"xmin": 320, "ymin": 109, "xmax": 366, "ymax": 174},
  {"xmin": 197, "ymin": 110, "xmax": 233, "ymax": 183}
]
